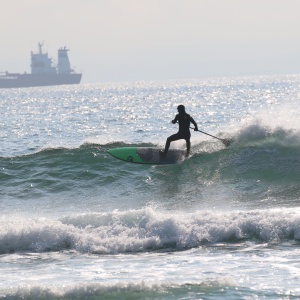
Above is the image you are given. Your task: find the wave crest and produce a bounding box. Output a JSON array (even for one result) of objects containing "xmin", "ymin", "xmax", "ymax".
[{"xmin": 1, "ymin": 208, "xmax": 300, "ymax": 255}]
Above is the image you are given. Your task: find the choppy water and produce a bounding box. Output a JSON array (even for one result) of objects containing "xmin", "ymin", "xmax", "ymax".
[{"xmin": 0, "ymin": 75, "xmax": 300, "ymax": 299}]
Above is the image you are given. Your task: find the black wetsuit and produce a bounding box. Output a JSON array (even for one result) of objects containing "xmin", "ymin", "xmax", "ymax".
[{"xmin": 164, "ymin": 112, "xmax": 198, "ymax": 155}]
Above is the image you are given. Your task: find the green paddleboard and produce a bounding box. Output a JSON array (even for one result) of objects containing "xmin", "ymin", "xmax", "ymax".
[{"xmin": 108, "ymin": 147, "xmax": 186, "ymax": 164}]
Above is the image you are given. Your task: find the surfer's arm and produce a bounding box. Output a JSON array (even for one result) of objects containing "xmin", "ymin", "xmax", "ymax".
[
  {"xmin": 190, "ymin": 117, "xmax": 198, "ymax": 131},
  {"xmin": 172, "ymin": 115, "xmax": 179, "ymax": 124}
]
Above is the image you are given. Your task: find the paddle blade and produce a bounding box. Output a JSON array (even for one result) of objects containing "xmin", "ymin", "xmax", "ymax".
[{"xmin": 222, "ymin": 139, "xmax": 232, "ymax": 147}]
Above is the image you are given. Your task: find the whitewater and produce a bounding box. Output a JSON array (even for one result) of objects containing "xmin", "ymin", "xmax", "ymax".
[{"xmin": 0, "ymin": 75, "xmax": 300, "ymax": 299}]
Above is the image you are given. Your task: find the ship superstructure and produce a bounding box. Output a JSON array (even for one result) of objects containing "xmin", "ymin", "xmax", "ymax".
[{"xmin": 31, "ymin": 42, "xmax": 57, "ymax": 74}]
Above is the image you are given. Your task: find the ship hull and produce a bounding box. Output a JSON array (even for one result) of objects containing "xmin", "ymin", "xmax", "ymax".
[{"xmin": 0, "ymin": 73, "xmax": 82, "ymax": 89}]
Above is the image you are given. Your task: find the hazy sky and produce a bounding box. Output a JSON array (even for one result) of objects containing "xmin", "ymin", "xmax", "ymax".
[{"xmin": 1, "ymin": 0, "xmax": 300, "ymax": 83}]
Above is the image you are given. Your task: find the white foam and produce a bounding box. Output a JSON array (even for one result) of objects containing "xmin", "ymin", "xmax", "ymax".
[
  {"xmin": 1, "ymin": 208, "xmax": 300, "ymax": 254},
  {"xmin": 1, "ymin": 278, "xmax": 238, "ymax": 299}
]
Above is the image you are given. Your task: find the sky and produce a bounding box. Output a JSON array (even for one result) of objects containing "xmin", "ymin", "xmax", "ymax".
[{"xmin": 1, "ymin": 0, "xmax": 300, "ymax": 83}]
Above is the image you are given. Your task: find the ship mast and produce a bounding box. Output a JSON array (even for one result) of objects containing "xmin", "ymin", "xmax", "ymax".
[{"xmin": 38, "ymin": 42, "xmax": 43, "ymax": 54}]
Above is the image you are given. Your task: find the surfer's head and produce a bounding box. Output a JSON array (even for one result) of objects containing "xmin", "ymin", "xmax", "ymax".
[{"xmin": 177, "ymin": 105, "xmax": 185, "ymax": 113}]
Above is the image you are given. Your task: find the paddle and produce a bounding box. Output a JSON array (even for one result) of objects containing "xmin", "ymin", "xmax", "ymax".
[
  {"xmin": 190, "ymin": 127, "xmax": 231, "ymax": 147},
  {"xmin": 174, "ymin": 121, "xmax": 231, "ymax": 146}
]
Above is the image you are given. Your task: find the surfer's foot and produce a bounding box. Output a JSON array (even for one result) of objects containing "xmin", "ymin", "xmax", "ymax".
[{"xmin": 159, "ymin": 150, "xmax": 167, "ymax": 157}]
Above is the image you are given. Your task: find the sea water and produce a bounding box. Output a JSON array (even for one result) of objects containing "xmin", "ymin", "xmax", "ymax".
[{"xmin": 0, "ymin": 75, "xmax": 300, "ymax": 299}]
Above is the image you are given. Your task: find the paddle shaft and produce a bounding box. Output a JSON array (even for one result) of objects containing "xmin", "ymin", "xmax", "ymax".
[{"xmin": 190, "ymin": 127, "xmax": 224, "ymax": 142}]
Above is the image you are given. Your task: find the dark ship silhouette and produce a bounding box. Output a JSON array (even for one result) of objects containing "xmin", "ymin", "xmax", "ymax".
[{"xmin": 0, "ymin": 43, "xmax": 82, "ymax": 88}]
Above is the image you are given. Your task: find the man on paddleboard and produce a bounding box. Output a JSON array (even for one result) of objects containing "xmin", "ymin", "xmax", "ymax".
[{"xmin": 160, "ymin": 105, "xmax": 198, "ymax": 156}]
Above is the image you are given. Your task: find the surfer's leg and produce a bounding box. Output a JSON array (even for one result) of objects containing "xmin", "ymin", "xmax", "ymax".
[
  {"xmin": 184, "ymin": 132, "xmax": 191, "ymax": 156},
  {"xmin": 186, "ymin": 139, "xmax": 191, "ymax": 156},
  {"xmin": 162, "ymin": 133, "xmax": 180, "ymax": 154}
]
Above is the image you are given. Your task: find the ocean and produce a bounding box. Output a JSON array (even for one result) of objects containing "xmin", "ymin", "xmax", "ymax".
[{"xmin": 0, "ymin": 75, "xmax": 300, "ymax": 299}]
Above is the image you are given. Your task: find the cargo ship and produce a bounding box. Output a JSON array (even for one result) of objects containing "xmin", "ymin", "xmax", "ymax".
[{"xmin": 0, "ymin": 43, "xmax": 82, "ymax": 88}]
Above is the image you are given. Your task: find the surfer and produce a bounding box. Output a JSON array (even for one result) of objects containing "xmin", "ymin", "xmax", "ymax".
[{"xmin": 160, "ymin": 105, "xmax": 198, "ymax": 156}]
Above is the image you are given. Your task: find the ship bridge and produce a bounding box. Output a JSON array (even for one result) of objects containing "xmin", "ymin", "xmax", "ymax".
[{"xmin": 31, "ymin": 43, "xmax": 56, "ymax": 74}]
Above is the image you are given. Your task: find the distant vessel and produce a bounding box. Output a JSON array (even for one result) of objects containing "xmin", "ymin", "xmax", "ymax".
[{"xmin": 0, "ymin": 43, "xmax": 82, "ymax": 88}]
